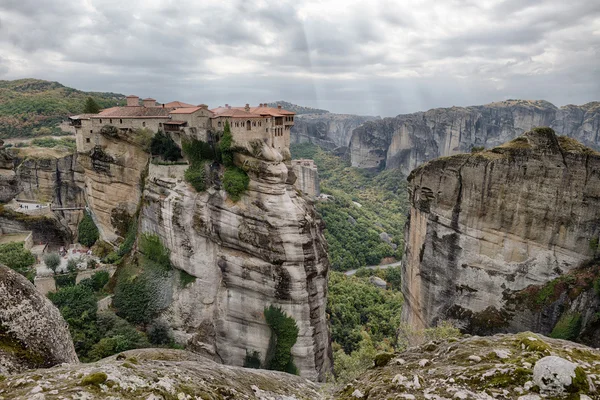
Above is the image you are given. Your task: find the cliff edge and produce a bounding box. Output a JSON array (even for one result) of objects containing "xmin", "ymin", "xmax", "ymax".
[{"xmin": 402, "ymin": 128, "xmax": 600, "ymax": 341}]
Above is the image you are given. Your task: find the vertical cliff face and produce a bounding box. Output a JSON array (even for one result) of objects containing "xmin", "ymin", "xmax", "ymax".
[
  {"xmin": 350, "ymin": 100, "xmax": 600, "ymax": 175},
  {"xmin": 292, "ymin": 113, "xmax": 378, "ymax": 150},
  {"xmin": 140, "ymin": 150, "xmax": 332, "ymax": 381},
  {"xmin": 77, "ymin": 133, "xmax": 150, "ymax": 241},
  {"xmin": 402, "ymin": 128, "xmax": 600, "ymax": 337}
]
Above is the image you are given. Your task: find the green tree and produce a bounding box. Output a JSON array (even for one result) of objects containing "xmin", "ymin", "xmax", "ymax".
[
  {"xmin": 83, "ymin": 97, "xmax": 100, "ymax": 114},
  {"xmin": 0, "ymin": 242, "xmax": 36, "ymax": 279},
  {"xmin": 78, "ymin": 212, "xmax": 99, "ymax": 247},
  {"xmin": 44, "ymin": 253, "xmax": 61, "ymax": 274},
  {"xmin": 264, "ymin": 306, "xmax": 299, "ymax": 374},
  {"xmin": 223, "ymin": 166, "xmax": 249, "ymax": 201},
  {"xmin": 219, "ymin": 120, "xmax": 233, "ymax": 166},
  {"xmin": 150, "ymin": 132, "xmax": 182, "ymax": 161}
]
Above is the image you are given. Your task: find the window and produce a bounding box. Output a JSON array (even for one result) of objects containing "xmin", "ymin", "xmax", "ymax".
[
  {"xmin": 142, "ymin": 122, "xmax": 146, "ymax": 127},
  {"xmin": 247, "ymin": 120, "xmax": 251, "ymax": 130},
  {"xmin": 99, "ymin": 119, "xmax": 102, "ymax": 123},
  {"xmin": 218, "ymin": 121, "xmax": 222, "ymax": 127},
  {"xmin": 86, "ymin": 138, "xmax": 90, "ymax": 143},
  {"xmin": 120, "ymin": 119, "xmax": 123, "ymax": 124},
  {"xmin": 110, "ymin": 119, "xmax": 112, "ymax": 124},
  {"xmin": 90, "ymin": 130, "xmax": 93, "ymax": 133}
]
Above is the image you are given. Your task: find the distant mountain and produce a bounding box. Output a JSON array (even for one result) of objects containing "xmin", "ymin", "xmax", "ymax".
[
  {"xmin": 0, "ymin": 79, "xmax": 125, "ymax": 138},
  {"xmin": 267, "ymin": 101, "xmax": 329, "ymax": 115}
]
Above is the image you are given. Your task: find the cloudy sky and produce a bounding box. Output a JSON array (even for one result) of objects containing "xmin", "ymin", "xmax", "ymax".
[{"xmin": 0, "ymin": 0, "xmax": 598, "ymax": 116}]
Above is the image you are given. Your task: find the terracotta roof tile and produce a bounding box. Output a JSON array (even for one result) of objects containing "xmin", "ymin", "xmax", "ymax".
[
  {"xmin": 210, "ymin": 105, "xmax": 295, "ymax": 118},
  {"xmin": 164, "ymin": 101, "xmax": 196, "ymax": 108},
  {"xmin": 93, "ymin": 106, "xmax": 174, "ymax": 118},
  {"xmin": 170, "ymin": 107, "xmax": 205, "ymax": 114}
]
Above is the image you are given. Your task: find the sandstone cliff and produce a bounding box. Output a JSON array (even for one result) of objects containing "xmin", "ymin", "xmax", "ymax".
[
  {"xmin": 140, "ymin": 146, "xmax": 332, "ymax": 381},
  {"xmin": 0, "ymin": 264, "xmax": 78, "ymax": 374},
  {"xmin": 350, "ymin": 100, "xmax": 600, "ymax": 175},
  {"xmin": 292, "ymin": 113, "xmax": 378, "ymax": 151},
  {"xmin": 0, "ymin": 348, "xmax": 324, "ymax": 399},
  {"xmin": 402, "ymin": 128, "xmax": 600, "ymax": 338}
]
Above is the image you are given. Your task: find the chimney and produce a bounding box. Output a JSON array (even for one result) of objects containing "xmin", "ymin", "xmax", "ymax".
[
  {"xmin": 245, "ymin": 103, "xmax": 250, "ymax": 112},
  {"xmin": 142, "ymin": 98, "xmax": 156, "ymax": 108},
  {"xmin": 225, "ymin": 104, "xmax": 229, "ymax": 109},
  {"xmin": 126, "ymin": 95, "xmax": 139, "ymax": 107},
  {"xmin": 277, "ymin": 104, "xmax": 282, "ymax": 110}
]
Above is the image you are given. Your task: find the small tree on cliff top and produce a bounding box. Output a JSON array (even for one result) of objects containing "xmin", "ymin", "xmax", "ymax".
[{"xmin": 83, "ymin": 97, "xmax": 100, "ymax": 114}]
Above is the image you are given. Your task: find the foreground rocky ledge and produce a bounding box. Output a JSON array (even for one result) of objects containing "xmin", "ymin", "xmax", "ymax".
[
  {"xmin": 0, "ymin": 348, "xmax": 324, "ymax": 400},
  {"xmin": 335, "ymin": 333, "xmax": 600, "ymax": 400}
]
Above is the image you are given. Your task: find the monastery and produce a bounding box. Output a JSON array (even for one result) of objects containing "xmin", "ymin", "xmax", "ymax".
[{"xmin": 70, "ymin": 96, "xmax": 295, "ymax": 154}]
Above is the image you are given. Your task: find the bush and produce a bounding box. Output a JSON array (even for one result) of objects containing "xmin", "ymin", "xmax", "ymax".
[
  {"xmin": 78, "ymin": 212, "xmax": 99, "ymax": 247},
  {"xmin": 182, "ymin": 139, "xmax": 215, "ymax": 164},
  {"xmin": 79, "ymin": 270, "xmax": 110, "ymax": 292},
  {"xmin": 31, "ymin": 137, "xmax": 76, "ymax": 150},
  {"xmin": 139, "ymin": 233, "xmax": 171, "ymax": 269},
  {"xmin": 184, "ymin": 163, "xmax": 207, "ymax": 192},
  {"xmin": 151, "ymin": 131, "xmax": 181, "ymax": 161},
  {"xmin": 244, "ymin": 350, "xmax": 262, "ymax": 369},
  {"xmin": 223, "ymin": 166, "xmax": 249, "ymax": 201},
  {"xmin": 264, "ymin": 306, "xmax": 299, "ymax": 374},
  {"xmin": 219, "ymin": 121, "xmax": 234, "ymax": 167},
  {"xmin": 0, "ymin": 242, "xmax": 36, "ymax": 277},
  {"xmin": 117, "ymin": 217, "xmax": 138, "ymax": 257},
  {"xmin": 55, "ymin": 272, "xmax": 77, "ymax": 288},
  {"xmin": 146, "ymin": 320, "xmax": 173, "ymax": 345}
]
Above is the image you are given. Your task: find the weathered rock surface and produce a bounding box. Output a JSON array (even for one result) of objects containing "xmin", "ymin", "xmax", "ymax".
[
  {"xmin": 350, "ymin": 100, "xmax": 600, "ymax": 175},
  {"xmin": 336, "ymin": 332, "xmax": 600, "ymax": 399},
  {"xmin": 0, "ymin": 264, "xmax": 78, "ymax": 375},
  {"xmin": 0, "ymin": 348, "xmax": 324, "ymax": 399},
  {"xmin": 292, "ymin": 113, "xmax": 378, "ymax": 151},
  {"xmin": 402, "ymin": 128, "xmax": 600, "ymax": 334},
  {"xmin": 140, "ymin": 150, "xmax": 332, "ymax": 381}
]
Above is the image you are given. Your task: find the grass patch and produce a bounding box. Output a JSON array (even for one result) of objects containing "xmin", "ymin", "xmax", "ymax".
[{"xmin": 80, "ymin": 372, "xmax": 108, "ymax": 386}]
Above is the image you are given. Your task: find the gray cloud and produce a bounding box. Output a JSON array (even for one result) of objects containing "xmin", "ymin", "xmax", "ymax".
[{"xmin": 0, "ymin": 0, "xmax": 598, "ymax": 116}]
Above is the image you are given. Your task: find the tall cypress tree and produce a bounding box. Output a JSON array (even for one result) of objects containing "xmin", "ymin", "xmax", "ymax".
[{"xmin": 83, "ymin": 97, "xmax": 100, "ymax": 114}]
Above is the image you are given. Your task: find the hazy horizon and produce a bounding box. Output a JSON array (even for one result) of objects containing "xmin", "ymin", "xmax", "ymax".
[{"xmin": 1, "ymin": 0, "xmax": 598, "ymax": 117}]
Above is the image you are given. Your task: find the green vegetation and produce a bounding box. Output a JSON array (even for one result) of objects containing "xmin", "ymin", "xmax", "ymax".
[
  {"xmin": 354, "ymin": 266, "xmax": 402, "ymax": 291},
  {"xmin": 471, "ymin": 146, "xmax": 485, "ymax": 153},
  {"xmin": 263, "ymin": 306, "xmax": 299, "ymax": 374},
  {"xmin": 0, "ymin": 79, "xmax": 124, "ymax": 138},
  {"xmin": 184, "ymin": 163, "xmax": 207, "ymax": 192},
  {"xmin": 223, "ymin": 166, "xmax": 249, "ymax": 201},
  {"xmin": 48, "ymin": 277, "xmax": 149, "ymax": 362},
  {"xmin": 179, "ymin": 269, "xmax": 196, "ymax": 287},
  {"xmin": 244, "ymin": 350, "xmax": 262, "ymax": 369},
  {"xmin": 290, "ymin": 143, "xmax": 407, "ymax": 271},
  {"xmin": 328, "ymin": 271, "xmax": 402, "ymax": 355},
  {"xmin": 43, "ymin": 253, "xmax": 61, "ymax": 274},
  {"xmin": 80, "ymin": 372, "xmax": 107, "ymax": 386},
  {"xmin": 30, "ymin": 137, "xmax": 76, "ymax": 150},
  {"xmin": 83, "ymin": 97, "xmax": 100, "ymax": 114},
  {"xmin": 150, "ymin": 131, "xmax": 182, "ymax": 161},
  {"xmin": 219, "ymin": 120, "xmax": 234, "ymax": 166},
  {"xmin": 113, "ymin": 233, "xmax": 173, "ymax": 325},
  {"xmin": 79, "ymin": 270, "xmax": 110, "ymax": 293},
  {"xmin": 78, "ymin": 212, "xmax": 99, "ymax": 248},
  {"xmin": 550, "ymin": 313, "xmax": 582, "ymax": 341},
  {"xmin": 181, "ymin": 138, "xmax": 215, "ymax": 193},
  {"xmin": 0, "ymin": 242, "xmax": 36, "ymax": 281}
]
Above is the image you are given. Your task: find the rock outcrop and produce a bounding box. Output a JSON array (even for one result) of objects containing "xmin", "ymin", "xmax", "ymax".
[
  {"xmin": 140, "ymin": 145, "xmax": 332, "ymax": 381},
  {"xmin": 337, "ymin": 332, "xmax": 600, "ymax": 399},
  {"xmin": 292, "ymin": 113, "xmax": 378, "ymax": 151},
  {"xmin": 0, "ymin": 264, "xmax": 78, "ymax": 374},
  {"xmin": 350, "ymin": 100, "xmax": 600, "ymax": 175},
  {"xmin": 291, "ymin": 159, "xmax": 320, "ymax": 197},
  {"xmin": 0, "ymin": 348, "xmax": 324, "ymax": 399},
  {"xmin": 402, "ymin": 128, "xmax": 600, "ymax": 337}
]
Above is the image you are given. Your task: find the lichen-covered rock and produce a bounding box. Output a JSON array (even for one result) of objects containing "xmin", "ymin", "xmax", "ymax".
[
  {"xmin": 0, "ymin": 264, "xmax": 78, "ymax": 374},
  {"xmin": 350, "ymin": 100, "xmax": 600, "ymax": 175},
  {"xmin": 0, "ymin": 348, "xmax": 324, "ymax": 399},
  {"xmin": 334, "ymin": 333, "xmax": 600, "ymax": 400},
  {"xmin": 402, "ymin": 128, "xmax": 600, "ymax": 335},
  {"xmin": 140, "ymin": 152, "xmax": 332, "ymax": 381},
  {"xmin": 533, "ymin": 356, "xmax": 589, "ymax": 395}
]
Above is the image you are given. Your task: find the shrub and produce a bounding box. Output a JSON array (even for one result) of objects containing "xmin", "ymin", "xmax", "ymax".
[
  {"xmin": 44, "ymin": 253, "xmax": 61, "ymax": 273},
  {"xmin": 78, "ymin": 212, "xmax": 99, "ymax": 247},
  {"xmin": 471, "ymin": 146, "xmax": 485, "ymax": 153},
  {"xmin": 139, "ymin": 233, "xmax": 171, "ymax": 269},
  {"xmin": 219, "ymin": 121, "xmax": 234, "ymax": 167},
  {"xmin": 182, "ymin": 139, "xmax": 214, "ymax": 164},
  {"xmin": 55, "ymin": 272, "xmax": 77, "ymax": 288},
  {"xmin": 0, "ymin": 242, "xmax": 36, "ymax": 277},
  {"xmin": 100, "ymin": 125, "xmax": 118, "ymax": 137},
  {"xmin": 184, "ymin": 163, "xmax": 206, "ymax": 192},
  {"xmin": 223, "ymin": 166, "xmax": 249, "ymax": 201},
  {"xmin": 179, "ymin": 270, "xmax": 196, "ymax": 287},
  {"xmin": 146, "ymin": 320, "xmax": 173, "ymax": 345},
  {"xmin": 550, "ymin": 312, "xmax": 582, "ymax": 341},
  {"xmin": 264, "ymin": 306, "xmax": 299, "ymax": 374},
  {"xmin": 80, "ymin": 270, "xmax": 110, "ymax": 293},
  {"xmin": 244, "ymin": 350, "xmax": 262, "ymax": 369},
  {"xmin": 80, "ymin": 372, "xmax": 107, "ymax": 386},
  {"xmin": 117, "ymin": 217, "xmax": 138, "ymax": 257},
  {"xmin": 151, "ymin": 131, "xmax": 181, "ymax": 161}
]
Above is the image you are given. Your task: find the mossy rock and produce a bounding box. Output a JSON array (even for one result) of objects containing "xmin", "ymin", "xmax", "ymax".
[
  {"xmin": 80, "ymin": 372, "xmax": 108, "ymax": 386},
  {"xmin": 373, "ymin": 352, "xmax": 394, "ymax": 367}
]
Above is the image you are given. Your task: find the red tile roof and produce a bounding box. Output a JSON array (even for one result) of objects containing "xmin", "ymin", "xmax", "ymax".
[
  {"xmin": 210, "ymin": 105, "xmax": 295, "ymax": 118},
  {"xmin": 93, "ymin": 106, "xmax": 174, "ymax": 118},
  {"xmin": 164, "ymin": 101, "xmax": 196, "ymax": 108},
  {"xmin": 169, "ymin": 106, "xmax": 208, "ymax": 115}
]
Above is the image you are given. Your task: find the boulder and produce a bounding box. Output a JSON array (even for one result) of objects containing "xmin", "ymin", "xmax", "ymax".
[{"xmin": 0, "ymin": 264, "xmax": 78, "ymax": 374}]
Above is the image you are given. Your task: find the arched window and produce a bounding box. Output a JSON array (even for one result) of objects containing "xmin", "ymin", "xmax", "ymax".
[
  {"xmin": 109, "ymin": 119, "xmax": 112, "ymax": 124},
  {"xmin": 142, "ymin": 122, "xmax": 146, "ymax": 127},
  {"xmin": 99, "ymin": 119, "xmax": 102, "ymax": 124},
  {"xmin": 247, "ymin": 120, "xmax": 251, "ymax": 130},
  {"xmin": 120, "ymin": 119, "xmax": 123, "ymax": 124}
]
